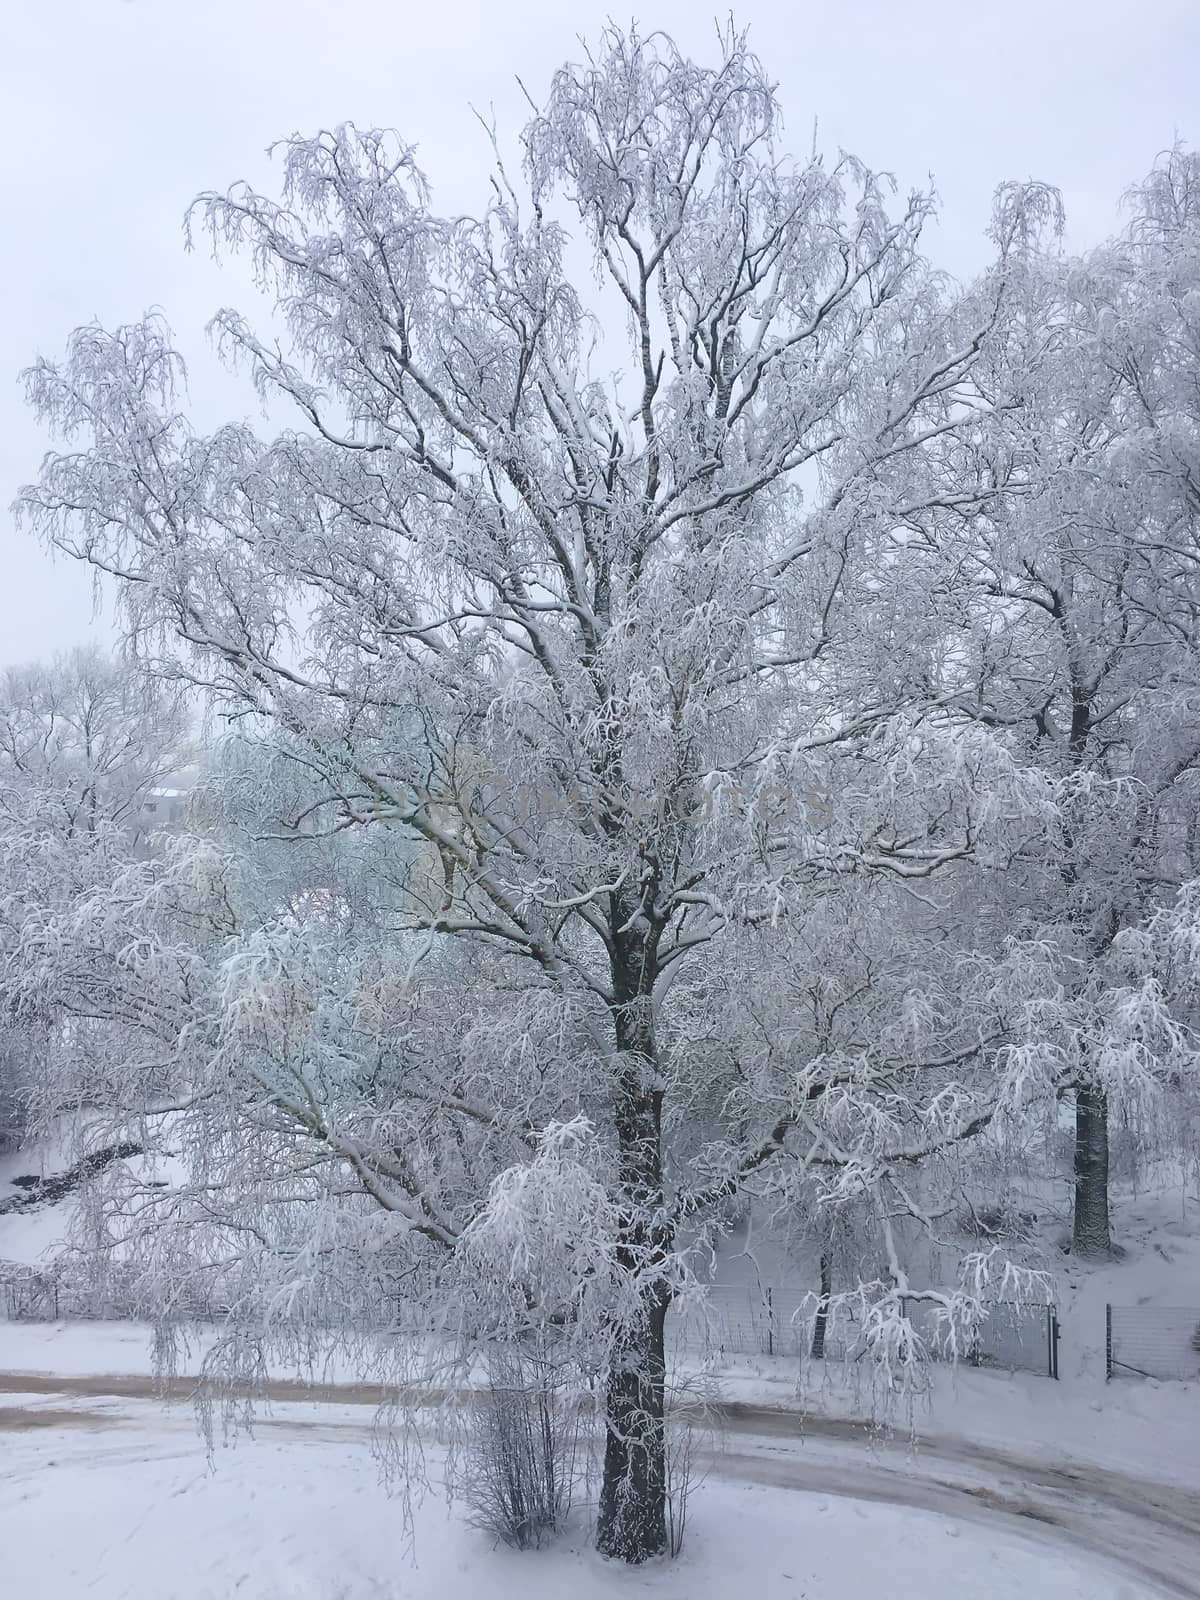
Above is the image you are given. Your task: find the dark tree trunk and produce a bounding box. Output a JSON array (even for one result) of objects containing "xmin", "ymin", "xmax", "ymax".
[
  {"xmin": 1072, "ymin": 1083, "xmax": 1111, "ymax": 1257},
  {"xmin": 595, "ymin": 910, "xmax": 671, "ymax": 1564},
  {"xmin": 596, "ymin": 1287, "xmax": 669, "ymax": 1561},
  {"xmin": 811, "ymin": 1249, "xmax": 832, "ymax": 1360}
]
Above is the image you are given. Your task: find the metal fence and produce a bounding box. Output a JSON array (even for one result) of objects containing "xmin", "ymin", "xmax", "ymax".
[
  {"xmin": 0, "ymin": 1255, "xmax": 404, "ymax": 1329},
  {"xmin": 670, "ymin": 1284, "xmax": 810, "ymax": 1359},
  {"xmin": 0, "ymin": 1260, "xmax": 226, "ymax": 1324},
  {"xmin": 0, "ymin": 1257, "xmax": 1061, "ymax": 1381},
  {"xmin": 1106, "ymin": 1304, "xmax": 1200, "ymax": 1381},
  {"xmin": 0, "ymin": 1264, "xmax": 62, "ymax": 1321},
  {"xmin": 669, "ymin": 1285, "xmax": 1059, "ymax": 1378}
]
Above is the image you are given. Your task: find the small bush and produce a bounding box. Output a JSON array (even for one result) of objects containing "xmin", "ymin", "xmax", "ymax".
[
  {"xmin": 454, "ymin": 1350, "xmax": 585, "ymax": 1550},
  {"xmin": 959, "ymin": 1198, "xmax": 1038, "ymax": 1243},
  {"xmin": 664, "ymin": 1368, "xmax": 719, "ymax": 1558}
]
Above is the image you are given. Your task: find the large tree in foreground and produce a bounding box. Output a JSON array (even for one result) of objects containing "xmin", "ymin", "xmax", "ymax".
[{"xmin": 18, "ymin": 29, "xmax": 1051, "ymax": 1560}]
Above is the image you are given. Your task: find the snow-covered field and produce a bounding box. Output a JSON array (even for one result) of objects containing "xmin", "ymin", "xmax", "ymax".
[{"xmin": 0, "ymin": 1387, "xmax": 1178, "ymax": 1600}]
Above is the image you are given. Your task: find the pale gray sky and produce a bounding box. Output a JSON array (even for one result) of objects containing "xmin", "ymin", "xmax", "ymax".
[{"xmin": 2, "ymin": 0, "xmax": 1197, "ymax": 664}]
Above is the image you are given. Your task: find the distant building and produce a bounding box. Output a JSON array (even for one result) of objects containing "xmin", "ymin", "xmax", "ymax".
[
  {"xmin": 140, "ymin": 787, "xmax": 189, "ymax": 826},
  {"xmin": 139, "ymin": 766, "xmax": 198, "ymax": 831}
]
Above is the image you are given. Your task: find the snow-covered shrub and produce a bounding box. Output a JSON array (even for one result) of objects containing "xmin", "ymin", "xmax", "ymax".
[
  {"xmin": 663, "ymin": 1369, "xmax": 718, "ymax": 1559},
  {"xmin": 453, "ymin": 1348, "xmax": 585, "ymax": 1550},
  {"xmin": 957, "ymin": 1198, "xmax": 1039, "ymax": 1244}
]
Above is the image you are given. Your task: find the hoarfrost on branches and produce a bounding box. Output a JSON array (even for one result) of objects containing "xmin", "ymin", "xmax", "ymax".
[{"xmin": 10, "ymin": 25, "xmax": 1200, "ymax": 1566}]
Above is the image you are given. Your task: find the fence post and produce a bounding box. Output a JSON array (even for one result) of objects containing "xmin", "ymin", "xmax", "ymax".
[
  {"xmin": 1105, "ymin": 1303, "xmax": 1112, "ymax": 1381},
  {"xmin": 1048, "ymin": 1308, "xmax": 1060, "ymax": 1380},
  {"xmin": 766, "ymin": 1285, "xmax": 774, "ymax": 1357}
]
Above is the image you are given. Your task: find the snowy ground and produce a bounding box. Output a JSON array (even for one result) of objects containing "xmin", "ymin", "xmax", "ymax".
[
  {"xmin": 0, "ymin": 1386, "xmax": 1182, "ymax": 1600},
  {"xmin": 3, "ymin": 1315, "xmax": 1198, "ymax": 1495},
  {"xmin": 0, "ymin": 1323, "xmax": 1197, "ymax": 1598},
  {"xmin": 3, "ymin": 1145, "xmax": 1198, "ymax": 1595}
]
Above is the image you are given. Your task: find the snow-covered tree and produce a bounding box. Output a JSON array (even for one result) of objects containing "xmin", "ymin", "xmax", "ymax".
[
  {"xmin": 913, "ymin": 162, "xmax": 1200, "ymax": 1255},
  {"xmin": 0, "ymin": 647, "xmax": 190, "ymax": 1141},
  {"xmin": 18, "ymin": 28, "xmax": 1069, "ymax": 1561},
  {"xmin": 0, "ymin": 1017, "xmax": 40, "ymax": 1153},
  {"xmin": 0, "ymin": 645, "xmax": 189, "ymax": 840}
]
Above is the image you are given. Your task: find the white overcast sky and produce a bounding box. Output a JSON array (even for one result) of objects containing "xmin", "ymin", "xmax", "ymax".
[{"xmin": 1, "ymin": 0, "xmax": 1197, "ymax": 665}]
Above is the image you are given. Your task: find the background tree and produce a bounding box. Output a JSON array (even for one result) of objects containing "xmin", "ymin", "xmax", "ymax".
[
  {"xmin": 0, "ymin": 645, "xmax": 189, "ymax": 841},
  {"xmin": 920, "ymin": 164, "xmax": 1200, "ymax": 1255},
  {"xmin": 0, "ymin": 646, "xmax": 189, "ymax": 1144}
]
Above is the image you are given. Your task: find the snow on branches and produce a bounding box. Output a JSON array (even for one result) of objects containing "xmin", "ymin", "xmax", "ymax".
[{"xmin": 11, "ymin": 25, "xmax": 1200, "ymax": 1564}]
